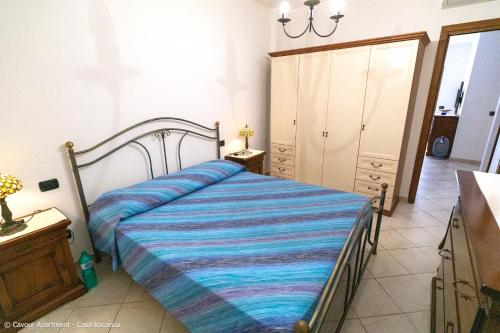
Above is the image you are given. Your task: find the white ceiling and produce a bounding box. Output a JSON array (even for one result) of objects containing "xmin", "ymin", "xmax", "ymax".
[{"xmin": 253, "ymin": 0, "xmax": 305, "ymax": 9}]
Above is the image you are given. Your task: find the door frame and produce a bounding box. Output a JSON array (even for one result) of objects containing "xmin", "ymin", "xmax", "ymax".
[{"xmin": 408, "ymin": 18, "xmax": 500, "ymax": 203}]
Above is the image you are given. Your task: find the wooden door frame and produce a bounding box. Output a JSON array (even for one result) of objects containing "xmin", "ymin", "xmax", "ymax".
[{"xmin": 408, "ymin": 18, "xmax": 500, "ymax": 203}]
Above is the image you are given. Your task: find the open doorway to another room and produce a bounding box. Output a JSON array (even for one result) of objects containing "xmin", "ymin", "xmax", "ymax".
[{"xmin": 416, "ymin": 28, "xmax": 500, "ymax": 203}]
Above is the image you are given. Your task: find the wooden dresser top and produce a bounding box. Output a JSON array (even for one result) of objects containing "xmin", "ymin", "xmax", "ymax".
[{"xmin": 457, "ymin": 171, "xmax": 500, "ymax": 299}]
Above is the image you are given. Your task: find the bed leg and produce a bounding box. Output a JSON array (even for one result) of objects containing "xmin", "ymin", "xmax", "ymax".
[
  {"xmin": 93, "ymin": 248, "xmax": 102, "ymax": 263},
  {"xmin": 373, "ymin": 183, "xmax": 388, "ymax": 255},
  {"xmin": 294, "ymin": 320, "xmax": 310, "ymax": 333}
]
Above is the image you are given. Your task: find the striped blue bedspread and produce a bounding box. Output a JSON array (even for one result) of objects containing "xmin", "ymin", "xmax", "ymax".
[{"xmin": 89, "ymin": 160, "xmax": 371, "ymax": 332}]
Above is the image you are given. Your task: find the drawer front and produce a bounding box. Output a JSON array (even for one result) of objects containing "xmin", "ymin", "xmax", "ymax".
[
  {"xmin": 356, "ymin": 168, "xmax": 396, "ymax": 186},
  {"xmin": 354, "ymin": 180, "xmax": 394, "ymax": 198},
  {"xmin": 354, "ymin": 191, "xmax": 392, "ymax": 211},
  {"xmin": 271, "ymin": 144, "xmax": 295, "ymax": 157},
  {"xmin": 441, "ymin": 226, "xmax": 458, "ymax": 333},
  {"xmin": 271, "ymin": 163, "xmax": 295, "ymax": 177},
  {"xmin": 450, "ymin": 203, "xmax": 480, "ymax": 332},
  {"xmin": 270, "ymin": 172, "xmax": 294, "ymax": 180},
  {"xmin": 357, "ymin": 155, "xmax": 398, "ymax": 174},
  {"xmin": 270, "ymin": 154, "xmax": 295, "ymax": 167}
]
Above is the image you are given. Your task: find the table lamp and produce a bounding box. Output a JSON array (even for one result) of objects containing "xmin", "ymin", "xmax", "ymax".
[
  {"xmin": 239, "ymin": 124, "xmax": 255, "ymax": 154},
  {"xmin": 0, "ymin": 174, "xmax": 25, "ymax": 234}
]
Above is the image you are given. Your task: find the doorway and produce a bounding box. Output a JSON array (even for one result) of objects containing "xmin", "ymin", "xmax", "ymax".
[{"xmin": 409, "ymin": 18, "xmax": 500, "ymax": 203}]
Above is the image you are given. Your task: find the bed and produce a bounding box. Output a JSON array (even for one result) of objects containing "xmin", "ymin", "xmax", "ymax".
[{"xmin": 65, "ymin": 118, "xmax": 387, "ymax": 333}]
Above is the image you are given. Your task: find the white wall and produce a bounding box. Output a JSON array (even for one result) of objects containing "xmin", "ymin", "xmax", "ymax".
[
  {"xmin": 435, "ymin": 34, "xmax": 479, "ymax": 113},
  {"xmin": 0, "ymin": 0, "xmax": 271, "ymax": 259},
  {"xmin": 451, "ymin": 30, "xmax": 500, "ymax": 161},
  {"xmin": 270, "ymin": 0, "xmax": 500, "ymax": 198}
]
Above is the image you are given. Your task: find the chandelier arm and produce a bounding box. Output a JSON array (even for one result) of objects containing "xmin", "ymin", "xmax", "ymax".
[
  {"xmin": 282, "ymin": 22, "xmax": 311, "ymax": 39},
  {"xmin": 311, "ymin": 20, "xmax": 340, "ymax": 38}
]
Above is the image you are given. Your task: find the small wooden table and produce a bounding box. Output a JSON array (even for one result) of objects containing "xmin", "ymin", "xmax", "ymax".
[
  {"xmin": 0, "ymin": 208, "xmax": 86, "ymax": 330},
  {"xmin": 225, "ymin": 149, "xmax": 266, "ymax": 174}
]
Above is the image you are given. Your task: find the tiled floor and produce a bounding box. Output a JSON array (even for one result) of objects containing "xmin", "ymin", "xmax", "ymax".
[{"xmin": 22, "ymin": 157, "xmax": 479, "ymax": 333}]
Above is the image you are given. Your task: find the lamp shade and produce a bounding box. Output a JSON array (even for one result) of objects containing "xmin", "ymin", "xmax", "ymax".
[
  {"xmin": 0, "ymin": 174, "xmax": 23, "ymax": 198},
  {"xmin": 239, "ymin": 124, "xmax": 255, "ymax": 138}
]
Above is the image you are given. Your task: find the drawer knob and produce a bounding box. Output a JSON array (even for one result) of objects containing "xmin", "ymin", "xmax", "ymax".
[
  {"xmin": 452, "ymin": 218, "xmax": 459, "ymax": 229},
  {"xmin": 278, "ymin": 158, "xmax": 286, "ymax": 162},
  {"xmin": 369, "ymin": 175, "xmax": 381, "ymax": 181},
  {"xmin": 279, "ymin": 148, "xmax": 286, "ymax": 153},
  {"xmin": 367, "ymin": 186, "xmax": 379, "ymax": 192},
  {"xmin": 278, "ymin": 168, "xmax": 286, "ymax": 173},
  {"xmin": 453, "ymin": 279, "xmax": 472, "ymax": 289},
  {"xmin": 439, "ymin": 249, "xmax": 451, "ymax": 260},
  {"xmin": 371, "ymin": 162, "xmax": 383, "ymax": 168},
  {"xmin": 446, "ymin": 321, "xmax": 454, "ymax": 333}
]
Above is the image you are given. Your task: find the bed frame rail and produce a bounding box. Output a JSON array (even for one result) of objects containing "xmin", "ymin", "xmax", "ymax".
[{"xmin": 295, "ymin": 184, "xmax": 388, "ymax": 333}]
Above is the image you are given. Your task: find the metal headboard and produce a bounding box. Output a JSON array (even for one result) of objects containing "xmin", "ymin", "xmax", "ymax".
[{"xmin": 64, "ymin": 117, "xmax": 223, "ymax": 261}]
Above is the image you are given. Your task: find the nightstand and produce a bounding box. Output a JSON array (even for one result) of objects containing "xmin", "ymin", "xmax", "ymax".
[
  {"xmin": 225, "ymin": 149, "xmax": 266, "ymax": 174},
  {"xmin": 0, "ymin": 208, "xmax": 86, "ymax": 329}
]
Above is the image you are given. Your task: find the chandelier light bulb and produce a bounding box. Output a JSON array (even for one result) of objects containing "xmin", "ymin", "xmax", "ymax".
[
  {"xmin": 330, "ymin": 0, "xmax": 345, "ymax": 14},
  {"xmin": 280, "ymin": 1, "xmax": 290, "ymax": 17}
]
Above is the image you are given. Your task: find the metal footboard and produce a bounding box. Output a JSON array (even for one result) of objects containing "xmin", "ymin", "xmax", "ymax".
[{"xmin": 295, "ymin": 184, "xmax": 388, "ymax": 333}]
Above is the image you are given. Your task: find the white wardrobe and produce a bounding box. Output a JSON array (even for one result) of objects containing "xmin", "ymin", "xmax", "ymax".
[{"xmin": 269, "ymin": 33, "xmax": 428, "ymax": 214}]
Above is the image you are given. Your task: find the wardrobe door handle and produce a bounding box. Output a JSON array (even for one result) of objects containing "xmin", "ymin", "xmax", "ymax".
[
  {"xmin": 371, "ymin": 162, "xmax": 383, "ymax": 168},
  {"xmin": 369, "ymin": 175, "xmax": 381, "ymax": 181}
]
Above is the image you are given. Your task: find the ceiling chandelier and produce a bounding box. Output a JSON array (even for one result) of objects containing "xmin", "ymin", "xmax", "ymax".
[{"xmin": 278, "ymin": 0, "xmax": 345, "ymax": 39}]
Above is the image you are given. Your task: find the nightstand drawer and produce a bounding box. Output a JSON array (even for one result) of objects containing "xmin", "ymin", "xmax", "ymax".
[
  {"xmin": 354, "ymin": 180, "xmax": 394, "ymax": 199},
  {"xmin": 271, "ymin": 144, "xmax": 295, "ymax": 157},
  {"xmin": 270, "ymin": 154, "xmax": 295, "ymax": 166},
  {"xmin": 271, "ymin": 163, "xmax": 295, "ymax": 177},
  {"xmin": 356, "ymin": 168, "xmax": 396, "ymax": 186},
  {"xmin": 357, "ymin": 156, "xmax": 398, "ymax": 174}
]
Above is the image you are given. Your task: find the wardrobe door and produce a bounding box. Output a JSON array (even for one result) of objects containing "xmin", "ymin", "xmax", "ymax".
[
  {"xmin": 270, "ymin": 55, "xmax": 300, "ymax": 146},
  {"xmin": 322, "ymin": 46, "xmax": 371, "ymax": 192},
  {"xmin": 295, "ymin": 51, "xmax": 331, "ymax": 186},
  {"xmin": 358, "ymin": 40, "xmax": 419, "ymax": 161}
]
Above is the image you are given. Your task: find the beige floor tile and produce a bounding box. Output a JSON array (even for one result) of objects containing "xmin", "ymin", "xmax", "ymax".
[
  {"xmin": 411, "ymin": 199, "xmax": 444, "ymax": 213},
  {"xmin": 124, "ymin": 283, "xmax": 156, "ymax": 303},
  {"xmin": 406, "ymin": 311, "xmax": 431, "ymax": 333},
  {"xmin": 367, "ymin": 250, "xmax": 409, "ymax": 277},
  {"xmin": 382, "ymin": 214, "xmax": 419, "ymax": 229},
  {"xmin": 423, "ymin": 226, "xmax": 447, "ymax": 243},
  {"xmin": 378, "ymin": 230, "xmax": 414, "ymax": 250},
  {"xmin": 418, "ymin": 246, "xmax": 441, "ymax": 265},
  {"xmin": 70, "ymin": 269, "xmax": 133, "ymax": 308},
  {"xmin": 351, "ymin": 279, "xmax": 401, "ymax": 318},
  {"xmin": 339, "ymin": 319, "xmax": 367, "ymax": 333},
  {"xmin": 377, "ymin": 275, "xmax": 430, "ymax": 313},
  {"xmin": 60, "ymin": 304, "xmax": 121, "ymax": 333},
  {"xmin": 388, "ymin": 248, "xmax": 437, "ymax": 274},
  {"xmin": 110, "ymin": 301, "xmax": 165, "ymax": 333},
  {"xmin": 413, "ymin": 273, "xmax": 435, "ymax": 289},
  {"xmin": 160, "ymin": 311, "xmax": 189, "ymax": 333},
  {"xmin": 434, "ymin": 196, "xmax": 458, "ymax": 210},
  {"xmin": 426, "ymin": 210, "xmax": 452, "ymax": 224},
  {"xmin": 397, "ymin": 228, "xmax": 439, "ymax": 247},
  {"xmin": 360, "ymin": 314, "xmax": 418, "ymax": 333},
  {"xmin": 20, "ymin": 307, "xmax": 73, "ymax": 333},
  {"xmin": 403, "ymin": 211, "xmax": 443, "ymax": 227}
]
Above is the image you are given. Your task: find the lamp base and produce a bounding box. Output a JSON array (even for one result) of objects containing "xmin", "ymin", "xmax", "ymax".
[
  {"xmin": 0, "ymin": 220, "xmax": 26, "ymax": 236},
  {"xmin": 0, "ymin": 197, "xmax": 26, "ymax": 235}
]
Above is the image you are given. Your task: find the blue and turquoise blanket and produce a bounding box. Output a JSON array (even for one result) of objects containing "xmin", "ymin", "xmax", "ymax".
[{"xmin": 89, "ymin": 160, "xmax": 371, "ymax": 332}]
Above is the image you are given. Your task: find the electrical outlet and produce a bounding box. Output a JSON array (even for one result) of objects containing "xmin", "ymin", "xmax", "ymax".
[{"xmin": 39, "ymin": 179, "xmax": 59, "ymax": 192}]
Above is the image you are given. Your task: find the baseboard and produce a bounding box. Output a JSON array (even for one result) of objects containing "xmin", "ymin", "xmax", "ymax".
[{"xmin": 448, "ymin": 157, "xmax": 480, "ymax": 165}]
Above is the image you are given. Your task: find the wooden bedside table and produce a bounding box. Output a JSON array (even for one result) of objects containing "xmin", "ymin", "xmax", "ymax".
[
  {"xmin": 0, "ymin": 208, "xmax": 86, "ymax": 329},
  {"xmin": 225, "ymin": 149, "xmax": 266, "ymax": 174}
]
